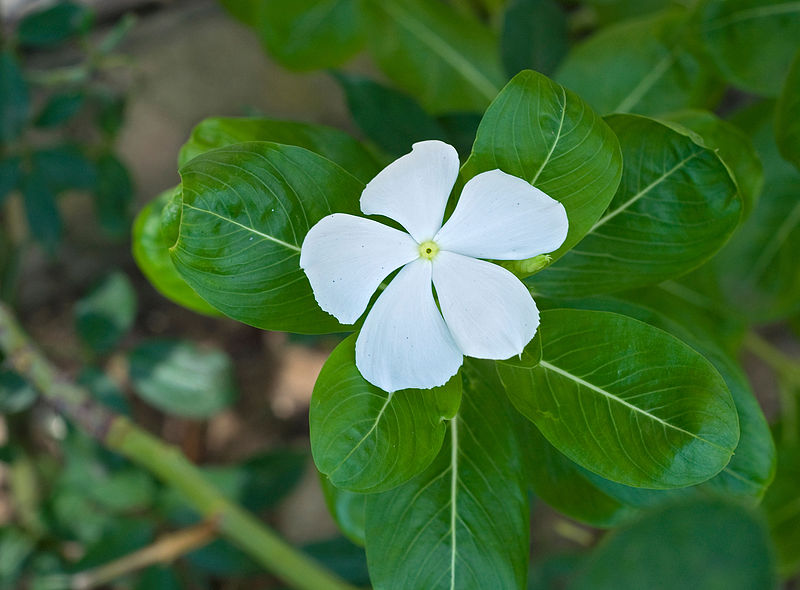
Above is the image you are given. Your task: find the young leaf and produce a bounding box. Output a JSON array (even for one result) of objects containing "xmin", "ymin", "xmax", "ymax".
[
  {"xmin": 171, "ymin": 142, "xmax": 364, "ymax": 334},
  {"xmin": 568, "ymin": 499, "xmax": 776, "ymax": 590},
  {"xmin": 364, "ymin": 361, "xmax": 529, "ymax": 590},
  {"xmin": 497, "ymin": 309, "xmax": 740, "ymax": 488},
  {"xmin": 775, "ymin": 49, "xmax": 800, "ymax": 172},
  {"xmin": 128, "ymin": 339, "xmax": 237, "ymax": 418},
  {"xmin": 556, "ymin": 10, "xmax": 721, "ymax": 116},
  {"xmin": 698, "ymin": 0, "xmax": 800, "ymax": 96},
  {"xmin": 132, "ymin": 187, "xmax": 221, "ymax": 317},
  {"xmin": 462, "ymin": 70, "xmax": 623, "ymax": 262},
  {"xmin": 362, "ymin": 0, "xmax": 505, "ymax": 113},
  {"xmin": 334, "ymin": 72, "xmax": 447, "ymax": 157},
  {"xmin": 501, "ymin": 0, "xmax": 568, "ymax": 77},
  {"xmin": 310, "ymin": 334, "xmax": 461, "ymax": 493},
  {"xmin": 177, "ymin": 117, "xmax": 380, "ymax": 183},
  {"xmin": 0, "ymin": 51, "xmax": 30, "ymax": 142},
  {"xmin": 16, "ymin": 1, "xmax": 94, "ymax": 47},
  {"xmin": 75, "ymin": 272, "xmax": 137, "ymax": 354},
  {"xmin": 531, "ymin": 114, "xmax": 740, "ymax": 298}
]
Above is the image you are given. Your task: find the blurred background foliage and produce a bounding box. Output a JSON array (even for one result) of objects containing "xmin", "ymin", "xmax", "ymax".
[{"xmin": 1, "ymin": 0, "xmax": 799, "ymax": 588}]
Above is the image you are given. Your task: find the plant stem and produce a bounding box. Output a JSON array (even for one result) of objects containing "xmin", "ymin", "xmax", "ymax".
[
  {"xmin": 0, "ymin": 303, "xmax": 359, "ymax": 590},
  {"xmin": 744, "ymin": 331, "xmax": 800, "ymax": 388},
  {"xmin": 70, "ymin": 521, "xmax": 217, "ymax": 590}
]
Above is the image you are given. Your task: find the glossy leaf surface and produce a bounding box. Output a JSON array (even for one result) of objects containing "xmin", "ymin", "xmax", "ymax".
[{"xmin": 311, "ymin": 335, "xmax": 461, "ymax": 493}]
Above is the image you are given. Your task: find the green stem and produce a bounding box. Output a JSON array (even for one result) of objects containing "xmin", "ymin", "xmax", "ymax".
[{"xmin": 0, "ymin": 303, "xmax": 359, "ymax": 590}]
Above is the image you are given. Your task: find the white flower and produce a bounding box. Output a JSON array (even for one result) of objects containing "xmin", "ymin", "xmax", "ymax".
[{"xmin": 300, "ymin": 140, "xmax": 568, "ymax": 392}]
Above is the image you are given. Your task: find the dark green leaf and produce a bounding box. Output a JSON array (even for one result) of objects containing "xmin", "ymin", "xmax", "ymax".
[
  {"xmin": 132, "ymin": 187, "xmax": 220, "ymax": 316},
  {"xmin": 77, "ymin": 367, "xmax": 131, "ymax": 415},
  {"xmin": 319, "ymin": 474, "xmax": 366, "ymax": 546},
  {"xmin": 303, "ymin": 537, "xmax": 370, "ymax": 586},
  {"xmin": 363, "ymin": 0, "xmax": 505, "ymax": 113},
  {"xmin": 135, "ymin": 567, "xmax": 182, "ymax": 590},
  {"xmin": 498, "ymin": 309, "xmax": 739, "ymax": 488},
  {"xmin": 463, "ymin": 70, "xmax": 623, "ymax": 262},
  {"xmin": 74, "ymin": 272, "xmax": 136, "ymax": 354},
  {"xmin": 764, "ymin": 443, "xmax": 800, "ymax": 577},
  {"xmin": 93, "ymin": 152, "xmax": 133, "ymax": 237},
  {"xmin": 334, "ymin": 72, "xmax": 447, "ymax": 157},
  {"xmin": 171, "ymin": 142, "xmax": 364, "ymax": 334},
  {"xmin": 365, "ymin": 361, "xmax": 529, "ymax": 590},
  {"xmin": 0, "ymin": 369, "xmax": 37, "ymax": 414},
  {"xmin": 32, "ymin": 145, "xmax": 97, "ymax": 192},
  {"xmin": 698, "ymin": 0, "xmax": 800, "ymax": 96},
  {"xmin": 0, "ymin": 51, "xmax": 30, "ymax": 142},
  {"xmin": 94, "ymin": 91, "xmax": 126, "ymax": 138},
  {"xmin": 776, "ymin": 48, "xmax": 800, "ymax": 172},
  {"xmin": 0, "ymin": 157, "xmax": 21, "ymax": 204},
  {"xmin": 178, "ymin": 117, "xmax": 380, "ymax": 183},
  {"xmin": 17, "ymin": 2, "xmax": 94, "ymax": 47},
  {"xmin": 556, "ymin": 10, "xmax": 721, "ymax": 116},
  {"xmin": 501, "ymin": 0, "xmax": 568, "ymax": 77},
  {"xmin": 22, "ymin": 172, "xmax": 61, "ymax": 250},
  {"xmin": 128, "ymin": 339, "xmax": 237, "ymax": 418},
  {"xmin": 531, "ymin": 114, "xmax": 741, "ymax": 298},
  {"xmin": 311, "ymin": 334, "xmax": 461, "ymax": 493},
  {"xmin": 34, "ymin": 91, "xmax": 84, "ymax": 128},
  {"xmin": 568, "ymin": 499, "xmax": 776, "ymax": 590},
  {"xmin": 73, "ymin": 519, "xmax": 153, "ymax": 570},
  {"xmin": 436, "ymin": 112, "xmax": 482, "ymax": 159}
]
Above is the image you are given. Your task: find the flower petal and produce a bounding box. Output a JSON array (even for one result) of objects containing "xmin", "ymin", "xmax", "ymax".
[
  {"xmin": 432, "ymin": 251, "xmax": 539, "ymax": 359},
  {"xmin": 434, "ymin": 169, "xmax": 568, "ymax": 260},
  {"xmin": 355, "ymin": 259, "xmax": 463, "ymax": 392},
  {"xmin": 360, "ymin": 140, "xmax": 459, "ymax": 242},
  {"xmin": 300, "ymin": 214, "xmax": 419, "ymax": 324}
]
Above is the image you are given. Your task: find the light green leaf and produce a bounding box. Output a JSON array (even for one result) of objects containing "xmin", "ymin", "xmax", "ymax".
[
  {"xmin": 362, "ymin": 0, "xmax": 505, "ymax": 113},
  {"xmin": 0, "ymin": 51, "xmax": 29, "ymax": 143},
  {"xmin": 497, "ymin": 309, "xmax": 739, "ymax": 488},
  {"xmin": 568, "ymin": 499, "xmax": 776, "ymax": 590},
  {"xmin": 311, "ymin": 334, "xmax": 461, "ymax": 493},
  {"xmin": 698, "ymin": 0, "xmax": 800, "ymax": 96},
  {"xmin": 462, "ymin": 70, "xmax": 623, "ymax": 262},
  {"xmin": 776, "ymin": 48, "xmax": 800, "ymax": 172},
  {"xmin": 177, "ymin": 117, "xmax": 380, "ymax": 183},
  {"xmin": 128, "ymin": 339, "xmax": 237, "ymax": 418},
  {"xmin": 319, "ymin": 474, "xmax": 366, "ymax": 546},
  {"xmin": 531, "ymin": 114, "xmax": 740, "ymax": 298},
  {"xmin": 662, "ymin": 109, "xmax": 763, "ymax": 217},
  {"xmin": 132, "ymin": 187, "xmax": 221, "ymax": 316},
  {"xmin": 75, "ymin": 271, "xmax": 137, "ymax": 354},
  {"xmin": 365, "ymin": 361, "xmax": 529, "ymax": 590},
  {"xmin": 220, "ymin": 0, "xmax": 365, "ymax": 70},
  {"xmin": 171, "ymin": 142, "xmax": 364, "ymax": 334},
  {"xmin": 501, "ymin": 0, "xmax": 568, "ymax": 77},
  {"xmin": 556, "ymin": 10, "xmax": 721, "ymax": 116}
]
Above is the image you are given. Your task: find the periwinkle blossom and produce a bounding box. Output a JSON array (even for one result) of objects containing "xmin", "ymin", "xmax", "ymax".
[{"xmin": 300, "ymin": 140, "xmax": 568, "ymax": 392}]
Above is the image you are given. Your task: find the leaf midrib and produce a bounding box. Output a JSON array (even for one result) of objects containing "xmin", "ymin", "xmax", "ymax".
[{"xmin": 538, "ymin": 359, "xmax": 730, "ymax": 451}]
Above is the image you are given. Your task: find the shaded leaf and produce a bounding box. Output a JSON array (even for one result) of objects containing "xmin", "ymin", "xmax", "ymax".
[
  {"xmin": 775, "ymin": 48, "xmax": 800, "ymax": 172},
  {"xmin": 501, "ymin": 0, "xmax": 568, "ymax": 77},
  {"xmin": 22, "ymin": 173, "xmax": 61, "ymax": 251},
  {"xmin": 94, "ymin": 152, "xmax": 133, "ymax": 237},
  {"xmin": 319, "ymin": 474, "xmax": 366, "ymax": 546},
  {"xmin": 764, "ymin": 443, "xmax": 800, "ymax": 577},
  {"xmin": 0, "ymin": 157, "xmax": 21, "ymax": 204},
  {"xmin": 0, "ymin": 51, "xmax": 29, "ymax": 143},
  {"xmin": 34, "ymin": 91, "xmax": 84, "ymax": 128},
  {"xmin": 0, "ymin": 369, "xmax": 37, "ymax": 414},
  {"xmin": 74, "ymin": 272, "xmax": 137, "ymax": 354},
  {"xmin": 32, "ymin": 145, "xmax": 97, "ymax": 192},
  {"xmin": 17, "ymin": 1, "xmax": 94, "ymax": 47},
  {"xmin": 303, "ymin": 537, "xmax": 370, "ymax": 586}
]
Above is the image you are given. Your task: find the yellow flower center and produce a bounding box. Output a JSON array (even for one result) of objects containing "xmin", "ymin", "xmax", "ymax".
[{"xmin": 418, "ymin": 240, "xmax": 439, "ymax": 260}]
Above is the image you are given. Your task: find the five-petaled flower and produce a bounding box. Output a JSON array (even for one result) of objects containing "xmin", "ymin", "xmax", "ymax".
[{"xmin": 300, "ymin": 140, "xmax": 568, "ymax": 392}]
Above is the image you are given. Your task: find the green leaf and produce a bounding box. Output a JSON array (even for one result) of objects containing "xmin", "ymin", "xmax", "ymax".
[
  {"xmin": 77, "ymin": 367, "xmax": 131, "ymax": 416},
  {"xmin": 310, "ymin": 334, "xmax": 461, "ymax": 493},
  {"xmin": 531, "ymin": 114, "xmax": 740, "ymax": 298},
  {"xmin": 0, "ymin": 157, "xmax": 21, "ymax": 204},
  {"xmin": 364, "ymin": 361, "xmax": 529, "ymax": 590},
  {"xmin": 178, "ymin": 117, "xmax": 380, "ymax": 183},
  {"xmin": 363, "ymin": 0, "xmax": 505, "ymax": 113},
  {"xmin": 776, "ymin": 48, "xmax": 800, "ymax": 172},
  {"xmin": 132, "ymin": 187, "xmax": 220, "ymax": 317},
  {"xmin": 436, "ymin": 112, "xmax": 482, "ymax": 159},
  {"xmin": 497, "ymin": 309, "xmax": 739, "ymax": 488},
  {"xmin": 94, "ymin": 152, "xmax": 133, "ymax": 237},
  {"xmin": 34, "ymin": 91, "xmax": 84, "ymax": 128},
  {"xmin": 135, "ymin": 567, "xmax": 182, "ymax": 590},
  {"xmin": 764, "ymin": 443, "xmax": 800, "ymax": 577},
  {"xmin": 303, "ymin": 537, "xmax": 371, "ymax": 586},
  {"xmin": 0, "ymin": 369, "xmax": 37, "ymax": 414},
  {"xmin": 580, "ymin": 0, "xmax": 672, "ymax": 25},
  {"xmin": 0, "ymin": 51, "xmax": 30, "ymax": 143},
  {"xmin": 501, "ymin": 0, "xmax": 568, "ymax": 77},
  {"xmin": 662, "ymin": 109, "xmax": 763, "ymax": 217},
  {"xmin": 699, "ymin": 0, "xmax": 800, "ymax": 96},
  {"xmin": 462, "ymin": 70, "xmax": 623, "ymax": 262},
  {"xmin": 17, "ymin": 1, "xmax": 94, "ymax": 47},
  {"xmin": 171, "ymin": 142, "xmax": 364, "ymax": 334},
  {"xmin": 334, "ymin": 72, "xmax": 447, "ymax": 157},
  {"xmin": 319, "ymin": 474, "xmax": 366, "ymax": 546},
  {"xmin": 0, "ymin": 528, "xmax": 35, "ymax": 587},
  {"xmin": 557, "ymin": 9, "xmax": 720, "ymax": 116},
  {"xmin": 85, "ymin": 469, "xmax": 156, "ymax": 513},
  {"xmin": 32, "ymin": 144, "xmax": 97, "ymax": 192},
  {"xmin": 22, "ymin": 172, "xmax": 61, "ymax": 251},
  {"xmin": 568, "ymin": 499, "xmax": 776, "ymax": 590},
  {"xmin": 220, "ymin": 0, "xmax": 365, "ymax": 70},
  {"xmin": 74, "ymin": 272, "xmax": 137, "ymax": 354},
  {"xmin": 128, "ymin": 339, "xmax": 237, "ymax": 418}
]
